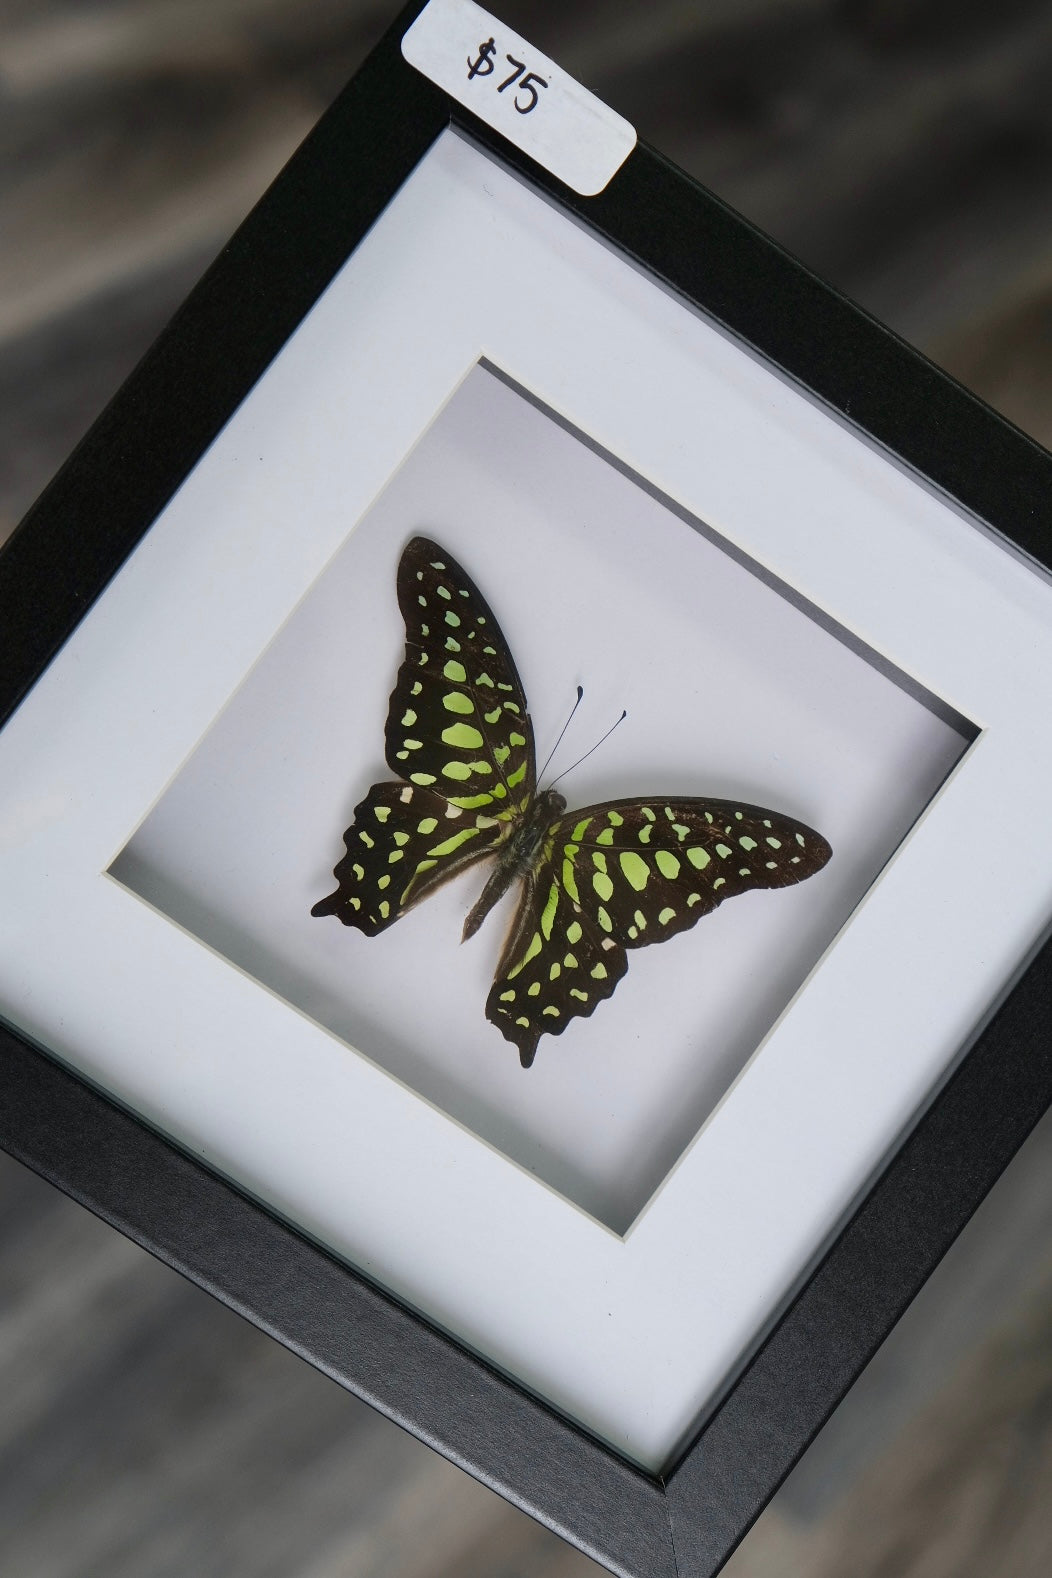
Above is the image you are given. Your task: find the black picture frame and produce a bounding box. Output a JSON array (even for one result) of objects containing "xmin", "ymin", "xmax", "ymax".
[{"xmin": 2, "ymin": 4, "xmax": 1052, "ymax": 1576}]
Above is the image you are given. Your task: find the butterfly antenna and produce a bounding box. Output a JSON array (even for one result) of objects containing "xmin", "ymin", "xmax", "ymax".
[
  {"xmin": 547, "ymin": 710, "xmax": 627, "ymax": 791},
  {"xmin": 538, "ymin": 685, "xmax": 584, "ymax": 781}
]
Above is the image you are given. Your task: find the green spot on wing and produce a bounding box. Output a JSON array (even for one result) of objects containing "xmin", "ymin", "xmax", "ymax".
[
  {"xmin": 441, "ymin": 722, "xmax": 484, "ymax": 750},
  {"xmin": 620, "ymin": 850, "xmax": 650, "ymax": 891},
  {"xmin": 508, "ymin": 932, "xmax": 543, "ymax": 978},
  {"xmin": 428, "ymin": 827, "xmax": 480, "ymax": 857}
]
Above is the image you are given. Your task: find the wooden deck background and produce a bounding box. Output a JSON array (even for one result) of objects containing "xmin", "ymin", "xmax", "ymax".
[{"xmin": 3, "ymin": 1, "xmax": 1052, "ymax": 1573}]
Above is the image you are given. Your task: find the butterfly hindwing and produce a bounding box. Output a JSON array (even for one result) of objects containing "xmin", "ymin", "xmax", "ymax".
[
  {"xmin": 486, "ymin": 855, "xmax": 628, "ymax": 1067},
  {"xmin": 386, "ymin": 537, "xmax": 536, "ymax": 819},
  {"xmin": 311, "ymin": 780, "xmax": 504, "ymax": 934},
  {"xmin": 488, "ymin": 797, "xmax": 831, "ymax": 1064}
]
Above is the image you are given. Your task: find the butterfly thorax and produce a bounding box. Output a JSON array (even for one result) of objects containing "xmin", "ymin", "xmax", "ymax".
[{"xmin": 461, "ymin": 787, "xmax": 567, "ymax": 943}]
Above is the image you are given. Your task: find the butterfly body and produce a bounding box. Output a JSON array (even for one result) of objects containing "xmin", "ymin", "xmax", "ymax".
[
  {"xmin": 462, "ymin": 787, "xmax": 566, "ymax": 943},
  {"xmin": 313, "ymin": 537, "xmax": 832, "ymax": 1068}
]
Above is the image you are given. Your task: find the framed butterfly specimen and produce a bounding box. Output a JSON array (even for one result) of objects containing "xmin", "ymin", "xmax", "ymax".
[
  {"xmin": 3, "ymin": 4, "xmax": 1052, "ymax": 1577},
  {"xmin": 313, "ymin": 537, "xmax": 832, "ymax": 1065}
]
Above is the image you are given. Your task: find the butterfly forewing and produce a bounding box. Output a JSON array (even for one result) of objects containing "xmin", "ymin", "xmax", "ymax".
[
  {"xmin": 562, "ymin": 799, "xmax": 832, "ymax": 947},
  {"xmin": 311, "ymin": 780, "xmax": 504, "ymax": 933},
  {"xmin": 386, "ymin": 538, "xmax": 535, "ymax": 818},
  {"xmin": 487, "ymin": 797, "xmax": 831, "ymax": 1064}
]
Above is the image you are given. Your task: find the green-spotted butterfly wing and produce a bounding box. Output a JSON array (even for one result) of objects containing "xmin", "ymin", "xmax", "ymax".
[
  {"xmin": 487, "ymin": 798, "xmax": 831, "ymax": 1066},
  {"xmin": 314, "ymin": 535, "xmax": 832, "ymax": 1067},
  {"xmin": 384, "ymin": 537, "xmax": 536, "ymax": 812},
  {"xmin": 311, "ymin": 537, "xmax": 535, "ymax": 931},
  {"xmin": 310, "ymin": 779, "xmax": 504, "ymax": 934}
]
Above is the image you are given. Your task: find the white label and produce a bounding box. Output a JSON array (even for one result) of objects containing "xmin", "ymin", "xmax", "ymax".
[{"xmin": 401, "ymin": 0, "xmax": 636, "ymax": 197}]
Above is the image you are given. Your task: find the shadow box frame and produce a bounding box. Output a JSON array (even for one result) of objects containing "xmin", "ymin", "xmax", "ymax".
[{"xmin": 3, "ymin": 3, "xmax": 1052, "ymax": 1576}]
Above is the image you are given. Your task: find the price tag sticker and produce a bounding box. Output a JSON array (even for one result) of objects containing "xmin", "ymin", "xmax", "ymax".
[{"xmin": 401, "ymin": 0, "xmax": 636, "ymax": 197}]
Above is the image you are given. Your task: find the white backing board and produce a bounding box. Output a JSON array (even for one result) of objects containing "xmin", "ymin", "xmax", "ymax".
[{"xmin": 112, "ymin": 364, "xmax": 967, "ymax": 1231}]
